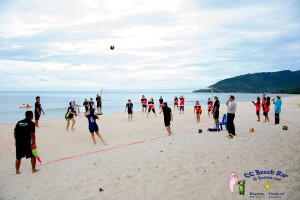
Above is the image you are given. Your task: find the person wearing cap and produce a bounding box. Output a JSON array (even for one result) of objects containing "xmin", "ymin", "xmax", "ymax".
[
  {"xmin": 141, "ymin": 95, "xmax": 147, "ymax": 113},
  {"xmin": 124, "ymin": 99, "xmax": 134, "ymax": 121},
  {"xmin": 86, "ymin": 108, "xmax": 106, "ymax": 145},
  {"xmin": 273, "ymin": 95, "xmax": 282, "ymax": 124},
  {"xmin": 179, "ymin": 95, "xmax": 185, "ymax": 114},
  {"xmin": 159, "ymin": 102, "xmax": 173, "ymax": 136},
  {"xmin": 213, "ymin": 95, "xmax": 220, "ymax": 126}
]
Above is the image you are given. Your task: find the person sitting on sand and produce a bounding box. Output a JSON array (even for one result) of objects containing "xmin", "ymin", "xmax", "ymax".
[
  {"xmin": 124, "ymin": 99, "xmax": 133, "ymax": 121},
  {"xmin": 147, "ymin": 98, "xmax": 157, "ymax": 117},
  {"xmin": 86, "ymin": 109, "xmax": 106, "ymax": 145},
  {"xmin": 159, "ymin": 102, "xmax": 173, "ymax": 136},
  {"xmin": 252, "ymin": 97, "xmax": 261, "ymax": 121},
  {"xmin": 14, "ymin": 111, "xmax": 39, "ymax": 174},
  {"xmin": 66, "ymin": 101, "xmax": 76, "ymax": 131}
]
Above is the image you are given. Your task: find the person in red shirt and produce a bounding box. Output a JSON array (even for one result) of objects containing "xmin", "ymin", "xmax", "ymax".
[
  {"xmin": 147, "ymin": 98, "xmax": 157, "ymax": 117},
  {"xmin": 263, "ymin": 97, "xmax": 270, "ymax": 122},
  {"xmin": 194, "ymin": 101, "xmax": 202, "ymax": 122},
  {"xmin": 252, "ymin": 97, "xmax": 261, "ymax": 121},
  {"xmin": 174, "ymin": 96, "xmax": 178, "ymax": 111},
  {"xmin": 141, "ymin": 95, "xmax": 147, "ymax": 113},
  {"xmin": 179, "ymin": 95, "xmax": 185, "ymax": 114},
  {"xmin": 207, "ymin": 98, "xmax": 213, "ymax": 118}
]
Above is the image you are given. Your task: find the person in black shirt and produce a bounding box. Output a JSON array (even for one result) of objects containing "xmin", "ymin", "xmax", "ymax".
[
  {"xmin": 160, "ymin": 102, "xmax": 173, "ymax": 136},
  {"xmin": 83, "ymin": 98, "xmax": 89, "ymax": 115},
  {"xmin": 159, "ymin": 96, "xmax": 163, "ymax": 110},
  {"xmin": 14, "ymin": 111, "xmax": 39, "ymax": 174},
  {"xmin": 34, "ymin": 96, "xmax": 44, "ymax": 127},
  {"xmin": 213, "ymin": 95, "xmax": 220, "ymax": 126},
  {"xmin": 66, "ymin": 102, "xmax": 76, "ymax": 131},
  {"xmin": 96, "ymin": 94, "xmax": 102, "ymax": 115},
  {"xmin": 124, "ymin": 99, "xmax": 134, "ymax": 121},
  {"xmin": 89, "ymin": 98, "xmax": 96, "ymax": 111}
]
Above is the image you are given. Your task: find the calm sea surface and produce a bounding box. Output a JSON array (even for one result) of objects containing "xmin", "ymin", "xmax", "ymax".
[{"xmin": 0, "ymin": 90, "xmax": 293, "ymax": 123}]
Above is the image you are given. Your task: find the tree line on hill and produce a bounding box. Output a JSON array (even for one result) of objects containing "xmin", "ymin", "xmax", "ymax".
[{"xmin": 193, "ymin": 70, "xmax": 300, "ymax": 94}]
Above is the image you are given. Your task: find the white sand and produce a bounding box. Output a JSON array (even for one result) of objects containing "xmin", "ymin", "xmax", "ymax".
[{"xmin": 0, "ymin": 96, "xmax": 300, "ymax": 200}]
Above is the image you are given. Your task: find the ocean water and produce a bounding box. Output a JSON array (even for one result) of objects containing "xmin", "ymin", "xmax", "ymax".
[{"xmin": 0, "ymin": 90, "xmax": 293, "ymax": 124}]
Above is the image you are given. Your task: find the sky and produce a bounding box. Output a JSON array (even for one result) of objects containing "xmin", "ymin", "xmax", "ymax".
[{"xmin": 0, "ymin": 0, "xmax": 299, "ymax": 91}]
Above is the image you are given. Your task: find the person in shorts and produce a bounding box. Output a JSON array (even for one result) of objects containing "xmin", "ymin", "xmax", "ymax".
[
  {"xmin": 124, "ymin": 99, "xmax": 133, "ymax": 121},
  {"xmin": 14, "ymin": 111, "xmax": 39, "ymax": 174},
  {"xmin": 147, "ymin": 98, "xmax": 157, "ymax": 117},
  {"xmin": 160, "ymin": 102, "xmax": 173, "ymax": 136},
  {"xmin": 86, "ymin": 109, "xmax": 106, "ymax": 145},
  {"xmin": 34, "ymin": 96, "xmax": 44, "ymax": 127},
  {"xmin": 213, "ymin": 95, "xmax": 220, "ymax": 126},
  {"xmin": 66, "ymin": 101, "xmax": 76, "ymax": 131},
  {"xmin": 141, "ymin": 95, "xmax": 147, "ymax": 113},
  {"xmin": 252, "ymin": 97, "xmax": 261, "ymax": 121},
  {"xmin": 96, "ymin": 94, "xmax": 103, "ymax": 115},
  {"xmin": 179, "ymin": 95, "xmax": 185, "ymax": 114},
  {"xmin": 207, "ymin": 98, "xmax": 213, "ymax": 118}
]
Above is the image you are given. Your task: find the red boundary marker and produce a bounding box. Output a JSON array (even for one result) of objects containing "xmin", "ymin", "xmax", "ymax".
[
  {"xmin": 44, "ymin": 135, "xmax": 167, "ymax": 165},
  {"xmin": 0, "ymin": 134, "xmax": 14, "ymax": 156}
]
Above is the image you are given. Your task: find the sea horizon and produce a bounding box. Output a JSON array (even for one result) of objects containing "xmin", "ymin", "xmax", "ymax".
[{"xmin": 0, "ymin": 90, "xmax": 295, "ymax": 124}]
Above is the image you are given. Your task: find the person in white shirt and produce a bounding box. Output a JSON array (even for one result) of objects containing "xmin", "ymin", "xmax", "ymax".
[{"xmin": 226, "ymin": 95, "xmax": 237, "ymax": 139}]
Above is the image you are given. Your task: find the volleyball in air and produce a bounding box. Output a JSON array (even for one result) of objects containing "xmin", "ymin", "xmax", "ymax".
[{"xmin": 110, "ymin": 45, "xmax": 115, "ymax": 50}]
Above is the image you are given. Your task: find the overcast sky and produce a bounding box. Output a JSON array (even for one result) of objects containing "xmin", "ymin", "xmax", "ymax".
[{"xmin": 0, "ymin": 0, "xmax": 299, "ymax": 91}]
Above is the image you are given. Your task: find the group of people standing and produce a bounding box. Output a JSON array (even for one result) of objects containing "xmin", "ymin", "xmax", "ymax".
[{"xmin": 252, "ymin": 94, "xmax": 282, "ymax": 124}]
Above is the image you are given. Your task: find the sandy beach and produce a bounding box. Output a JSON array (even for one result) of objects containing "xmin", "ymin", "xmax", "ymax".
[{"xmin": 0, "ymin": 96, "xmax": 299, "ymax": 200}]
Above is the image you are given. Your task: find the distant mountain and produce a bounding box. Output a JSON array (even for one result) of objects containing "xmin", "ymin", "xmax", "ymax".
[{"xmin": 193, "ymin": 70, "xmax": 300, "ymax": 93}]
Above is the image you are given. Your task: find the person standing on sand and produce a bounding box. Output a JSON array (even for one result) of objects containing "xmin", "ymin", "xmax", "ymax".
[
  {"xmin": 83, "ymin": 98, "xmax": 89, "ymax": 116},
  {"xmin": 159, "ymin": 96, "xmax": 164, "ymax": 110},
  {"xmin": 226, "ymin": 95, "xmax": 237, "ymax": 139},
  {"xmin": 86, "ymin": 109, "xmax": 106, "ymax": 145},
  {"xmin": 124, "ymin": 99, "xmax": 133, "ymax": 121},
  {"xmin": 174, "ymin": 96, "xmax": 178, "ymax": 110},
  {"xmin": 194, "ymin": 101, "xmax": 202, "ymax": 123},
  {"xmin": 66, "ymin": 102, "xmax": 76, "ymax": 131},
  {"xmin": 89, "ymin": 98, "xmax": 96, "ymax": 110},
  {"xmin": 252, "ymin": 97, "xmax": 261, "ymax": 121},
  {"xmin": 159, "ymin": 102, "xmax": 173, "ymax": 136},
  {"xmin": 34, "ymin": 96, "xmax": 44, "ymax": 127},
  {"xmin": 141, "ymin": 95, "xmax": 147, "ymax": 113},
  {"xmin": 273, "ymin": 95, "xmax": 282, "ymax": 125},
  {"xmin": 179, "ymin": 95, "xmax": 185, "ymax": 114},
  {"xmin": 96, "ymin": 94, "xmax": 102, "ymax": 115},
  {"xmin": 263, "ymin": 97, "xmax": 271, "ymax": 122},
  {"xmin": 213, "ymin": 95, "xmax": 220, "ymax": 127},
  {"xmin": 147, "ymin": 98, "xmax": 157, "ymax": 117},
  {"xmin": 14, "ymin": 111, "xmax": 39, "ymax": 174},
  {"xmin": 207, "ymin": 98, "xmax": 213, "ymax": 118}
]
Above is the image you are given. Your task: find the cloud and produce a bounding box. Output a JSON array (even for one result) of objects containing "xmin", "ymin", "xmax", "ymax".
[{"xmin": 0, "ymin": 0, "xmax": 299, "ymax": 91}]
